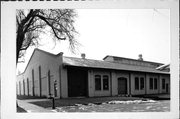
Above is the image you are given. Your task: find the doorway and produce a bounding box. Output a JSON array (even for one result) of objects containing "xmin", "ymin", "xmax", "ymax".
[
  {"xmin": 118, "ymin": 77, "xmax": 127, "ymax": 95},
  {"xmin": 67, "ymin": 67, "xmax": 88, "ymax": 97}
]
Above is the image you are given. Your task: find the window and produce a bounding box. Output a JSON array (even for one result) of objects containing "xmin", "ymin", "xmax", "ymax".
[
  {"xmin": 140, "ymin": 77, "xmax": 144, "ymax": 90},
  {"xmin": 162, "ymin": 78, "xmax": 165, "ymax": 89},
  {"xmin": 150, "ymin": 78, "xmax": 153, "ymax": 90},
  {"xmin": 154, "ymin": 78, "xmax": 157, "ymax": 90},
  {"xmin": 135, "ymin": 77, "xmax": 139, "ymax": 90},
  {"xmin": 103, "ymin": 75, "xmax": 109, "ymax": 90},
  {"xmin": 95, "ymin": 75, "xmax": 101, "ymax": 90}
]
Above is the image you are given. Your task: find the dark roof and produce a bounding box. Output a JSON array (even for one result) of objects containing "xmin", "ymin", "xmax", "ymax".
[
  {"xmin": 103, "ymin": 55, "xmax": 164, "ymax": 65},
  {"xmin": 63, "ymin": 57, "xmax": 169, "ymax": 74}
]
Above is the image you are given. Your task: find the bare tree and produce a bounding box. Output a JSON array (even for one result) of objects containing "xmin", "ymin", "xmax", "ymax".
[{"xmin": 16, "ymin": 9, "xmax": 78, "ymax": 63}]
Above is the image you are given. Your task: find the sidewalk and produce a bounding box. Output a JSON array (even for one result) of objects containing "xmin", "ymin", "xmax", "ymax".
[{"xmin": 17, "ymin": 99, "xmax": 56, "ymax": 112}]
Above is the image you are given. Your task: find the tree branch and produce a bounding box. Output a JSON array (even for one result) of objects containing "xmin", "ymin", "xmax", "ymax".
[{"xmin": 36, "ymin": 14, "xmax": 66, "ymax": 40}]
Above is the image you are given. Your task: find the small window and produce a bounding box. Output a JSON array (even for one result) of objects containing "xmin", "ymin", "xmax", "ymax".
[
  {"xmin": 154, "ymin": 78, "xmax": 157, "ymax": 90},
  {"xmin": 162, "ymin": 78, "xmax": 165, "ymax": 89},
  {"xmin": 135, "ymin": 77, "xmax": 139, "ymax": 90},
  {"xmin": 140, "ymin": 77, "xmax": 144, "ymax": 90},
  {"xmin": 103, "ymin": 75, "xmax": 109, "ymax": 90},
  {"xmin": 95, "ymin": 75, "xmax": 101, "ymax": 90},
  {"xmin": 150, "ymin": 78, "xmax": 153, "ymax": 90}
]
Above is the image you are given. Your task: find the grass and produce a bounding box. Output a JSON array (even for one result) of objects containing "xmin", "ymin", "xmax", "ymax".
[{"xmin": 17, "ymin": 95, "xmax": 47, "ymax": 100}]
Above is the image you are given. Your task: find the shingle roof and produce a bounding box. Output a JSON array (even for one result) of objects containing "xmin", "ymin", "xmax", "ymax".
[{"xmin": 63, "ymin": 57, "xmax": 169, "ymax": 74}]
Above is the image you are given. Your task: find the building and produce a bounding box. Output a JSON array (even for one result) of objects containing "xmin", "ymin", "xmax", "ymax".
[{"xmin": 16, "ymin": 49, "xmax": 170, "ymax": 98}]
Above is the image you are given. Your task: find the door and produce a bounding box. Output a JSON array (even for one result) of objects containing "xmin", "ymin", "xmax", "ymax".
[
  {"xmin": 118, "ymin": 77, "xmax": 127, "ymax": 94},
  {"xmin": 166, "ymin": 83, "xmax": 169, "ymax": 93},
  {"xmin": 67, "ymin": 67, "xmax": 88, "ymax": 97}
]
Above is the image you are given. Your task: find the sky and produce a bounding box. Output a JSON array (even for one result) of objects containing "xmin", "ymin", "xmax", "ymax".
[{"xmin": 17, "ymin": 9, "xmax": 170, "ymax": 74}]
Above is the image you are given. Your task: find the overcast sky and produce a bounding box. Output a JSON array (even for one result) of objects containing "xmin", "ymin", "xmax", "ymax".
[{"xmin": 17, "ymin": 9, "xmax": 170, "ymax": 73}]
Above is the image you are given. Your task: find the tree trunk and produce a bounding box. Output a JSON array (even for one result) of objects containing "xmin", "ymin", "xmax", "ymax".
[{"xmin": 16, "ymin": 27, "xmax": 24, "ymax": 64}]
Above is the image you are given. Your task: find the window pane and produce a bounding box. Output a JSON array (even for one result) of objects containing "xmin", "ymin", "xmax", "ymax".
[
  {"xmin": 135, "ymin": 77, "xmax": 139, "ymax": 90},
  {"xmin": 154, "ymin": 78, "xmax": 157, "ymax": 89},
  {"xmin": 95, "ymin": 75, "xmax": 101, "ymax": 90},
  {"xmin": 150, "ymin": 78, "xmax": 153, "ymax": 89},
  {"xmin": 162, "ymin": 79, "xmax": 165, "ymax": 89},
  {"xmin": 140, "ymin": 77, "xmax": 144, "ymax": 90},
  {"xmin": 103, "ymin": 75, "xmax": 109, "ymax": 90}
]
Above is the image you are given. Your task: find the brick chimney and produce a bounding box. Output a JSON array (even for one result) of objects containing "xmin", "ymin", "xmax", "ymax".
[{"xmin": 81, "ymin": 53, "xmax": 86, "ymax": 59}]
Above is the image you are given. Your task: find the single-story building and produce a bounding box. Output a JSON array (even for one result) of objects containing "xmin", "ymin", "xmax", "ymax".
[{"xmin": 16, "ymin": 49, "xmax": 170, "ymax": 98}]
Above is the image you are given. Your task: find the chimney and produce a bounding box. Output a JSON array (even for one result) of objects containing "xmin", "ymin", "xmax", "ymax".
[
  {"xmin": 138, "ymin": 54, "xmax": 143, "ymax": 61},
  {"xmin": 59, "ymin": 52, "xmax": 63, "ymax": 56},
  {"xmin": 81, "ymin": 53, "xmax": 86, "ymax": 59},
  {"xmin": 58, "ymin": 52, "xmax": 63, "ymax": 63}
]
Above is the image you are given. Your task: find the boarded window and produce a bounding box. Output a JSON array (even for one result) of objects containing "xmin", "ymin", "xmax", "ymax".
[
  {"xmin": 32, "ymin": 69, "xmax": 35, "ymax": 96},
  {"xmin": 103, "ymin": 75, "xmax": 109, "ymax": 90},
  {"xmin": 162, "ymin": 78, "xmax": 165, "ymax": 89},
  {"xmin": 19, "ymin": 82, "xmax": 21, "ymax": 95},
  {"xmin": 154, "ymin": 78, "xmax": 158, "ymax": 90},
  {"xmin": 140, "ymin": 77, "xmax": 144, "ymax": 90},
  {"xmin": 135, "ymin": 77, "xmax": 139, "ymax": 90},
  {"xmin": 23, "ymin": 80, "xmax": 25, "ymax": 95},
  {"xmin": 39, "ymin": 66, "xmax": 42, "ymax": 96},
  {"xmin": 150, "ymin": 78, "xmax": 153, "ymax": 89},
  {"xmin": 95, "ymin": 75, "xmax": 101, "ymax": 90},
  {"xmin": 27, "ymin": 78, "xmax": 29, "ymax": 96},
  {"xmin": 48, "ymin": 70, "xmax": 51, "ymax": 95}
]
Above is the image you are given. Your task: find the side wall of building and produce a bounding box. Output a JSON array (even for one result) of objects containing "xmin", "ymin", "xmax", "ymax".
[{"xmin": 17, "ymin": 50, "xmax": 63, "ymax": 98}]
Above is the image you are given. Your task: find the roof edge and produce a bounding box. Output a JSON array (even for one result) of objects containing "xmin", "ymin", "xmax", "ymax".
[{"xmin": 17, "ymin": 48, "xmax": 57, "ymax": 75}]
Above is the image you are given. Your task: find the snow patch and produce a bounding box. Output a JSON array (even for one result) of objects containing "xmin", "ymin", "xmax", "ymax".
[{"xmin": 108, "ymin": 100, "xmax": 156, "ymax": 104}]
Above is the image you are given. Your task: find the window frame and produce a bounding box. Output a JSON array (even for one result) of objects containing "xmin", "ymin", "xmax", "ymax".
[
  {"xmin": 162, "ymin": 78, "xmax": 166, "ymax": 90},
  {"xmin": 149, "ymin": 78, "xmax": 154, "ymax": 90},
  {"xmin": 140, "ymin": 77, "xmax": 144, "ymax": 90},
  {"xmin": 135, "ymin": 77, "xmax": 139, "ymax": 90},
  {"xmin": 95, "ymin": 75, "xmax": 101, "ymax": 91},
  {"xmin": 154, "ymin": 78, "xmax": 158, "ymax": 90},
  {"xmin": 103, "ymin": 75, "xmax": 109, "ymax": 90}
]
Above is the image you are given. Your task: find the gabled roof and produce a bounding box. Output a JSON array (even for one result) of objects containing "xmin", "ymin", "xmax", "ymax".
[
  {"xmin": 63, "ymin": 57, "xmax": 169, "ymax": 74},
  {"xmin": 18, "ymin": 49, "xmax": 169, "ymax": 76},
  {"xmin": 18, "ymin": 48, "xmax": 57, "ymax": 75}
]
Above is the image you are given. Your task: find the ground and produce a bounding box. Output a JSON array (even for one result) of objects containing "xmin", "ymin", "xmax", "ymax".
[{"xmin": 17, "ymin": 95, "xmax": 170, "ymax": 112}]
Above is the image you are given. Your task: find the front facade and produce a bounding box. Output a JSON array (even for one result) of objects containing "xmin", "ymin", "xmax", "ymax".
[{"xmin": 17, "ymin": 49, "xmax": 170, "ymax": 98}]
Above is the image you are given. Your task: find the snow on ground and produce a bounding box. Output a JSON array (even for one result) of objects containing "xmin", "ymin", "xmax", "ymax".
[{"xmin": 56, "ymin": 100, "xmax": 170, "ymax": 112}]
